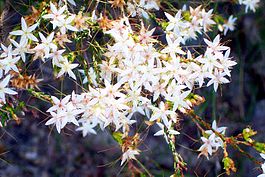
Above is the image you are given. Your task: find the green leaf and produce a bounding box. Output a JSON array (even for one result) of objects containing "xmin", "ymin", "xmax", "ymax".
[
  {"xmin": 161, "ymin": 22, "xmax": 169, "ymax": 30},
  {"xmin": 222, "ymin": 157, "xmax": 237, "ymax": 175},
  {"xmin": 214, "ymin": 15, "xmax": 225, "ymax": 24},
  {"xmin": 112, "ymin": 132, "xmax": 123, "ymax": 145},
  {"xmin": 140, "ymin": 173, "xmax": 147, "ymax": 177},
  {"xmin": 254, "ymin": 142, "xmax": 265, "ymax": 153},
  {"xmin": 182, "ymin": 11, "xmax": 190, "ymax": 21},
  {"xmin": 242, "ymin": 127, "xmax": 257, "ymax": 142}
]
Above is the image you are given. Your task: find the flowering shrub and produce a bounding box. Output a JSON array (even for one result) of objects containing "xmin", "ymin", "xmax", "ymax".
[{"xmin": 0, "ymin": 0, "xmax": 264, "ymax": 176}]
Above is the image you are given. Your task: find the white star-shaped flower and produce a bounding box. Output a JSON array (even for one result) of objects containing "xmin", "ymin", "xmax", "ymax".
[
  {"xmin": 154, "ymin": 122, "xmax": 180, "ymax": 143},
  {"xmin": 9, "ymin": 17, "xmax": 38, "ymax": 43},
  {"xmin": 57, "ymin": 60, "xmax": 78, "ymax": 80},
  {"xmin": 206, "ymin": 69, "xmax": 230, "ymax": 92},
  {"xmin": 1, "ymin": 52, "xmax": 20, "ymax": 73},
  {"xmin": 161, "ymin": 36, "xmax": 185, "ymax": 61},
  {"xmin": 42, "ymin": 2, "xmax": 67, "ymax": 29},
  {"xmin": 0, "ymin": 75, "xmax": 17, "ymax": 103},
  {"xmin": 35, "ymin": 32, "xmax": 57, "ymax": 58},
  {"xmin": 10, "ymin": 39, "xmax": 30, "ymax": 62},
  {"xmin": 223, "ymin": 15, "xmax": 237, "ymax": 36},
  {"xmin": 53, "ymin": 15, "xmax": 78, "ymax": 34},
  {"xmin": 121, "ymin": 148, "xmax": 140, "ymax": 166},
  {"xmin": 205, "ymin": 120, "xmax": 227, "ymax": 135}
]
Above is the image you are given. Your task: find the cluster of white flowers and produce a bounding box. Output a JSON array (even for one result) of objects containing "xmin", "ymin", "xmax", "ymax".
[
  {"xmin": 43, "ymin": 3, "xmax": 78, "ymax": 34},
  {"xmin": 46, "ymin": 83, "xmax": 138, "ymax": 135},
  {"xmin": 0, "ymin": 1, "xmax": 83, "ymax": 107},
  {"xmin": 198, "ymin": 120, "xmax": 226, "ymax": 159},
  {"xmin": 0, "ymin": 28, "xmax": 29, "ymax": 105},
  {"xmin": 126, "ymin": 1, "xmax": 238, "ymax": 37},
  {"xmin": 42, "ymin": 4, "xmax": 237, "ymax": 164},
  {"xmin": 165, "ymin": 6, "xmax": 216, "ymax": 43},
  {"xmin": 9, "ymin": 3, "xmax": 80, "ymax": 81},
  {"xmin": 238, "ymin": 0, "xmax": 260, "ymax": 13},
  {"xmin": 127, "ymin": 0, "xmax": 159, "ymax": 18},
  {"xmin": 4, "ymin": 0, "xmax": 261, "ymax": 167},
  {"xmin": 164, "ymin": 9, "xmax": 236, "ymax": 91}
]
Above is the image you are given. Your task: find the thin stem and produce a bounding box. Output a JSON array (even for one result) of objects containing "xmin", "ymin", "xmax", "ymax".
[
  {"xmin": 167, "ymin": 133, "xmax": 186, "ymax": 176},
  {"xmin": 135, "ymin": 159, "xmax": 153, "ymax": 177}
]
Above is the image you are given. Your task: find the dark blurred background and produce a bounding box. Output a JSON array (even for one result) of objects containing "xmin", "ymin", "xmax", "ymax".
[{"xmin": 0, "ymin": 0, "xmax": 264, "ymax": 176}]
